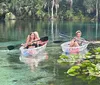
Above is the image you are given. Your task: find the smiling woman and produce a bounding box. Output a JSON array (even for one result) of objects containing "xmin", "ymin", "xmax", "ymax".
[{"xmin": 22, "ymin": 31, "xmax": 40, "ymax": 48}]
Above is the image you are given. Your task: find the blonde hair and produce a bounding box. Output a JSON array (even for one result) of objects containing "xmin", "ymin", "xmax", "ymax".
[
  {"xmin": 33, "ymin": 31, "xmax": 40, "ymax": 39},
  {"xmin": 29, "ymin": 31, "xmax": 40, "ymax": 39},
  {"xmin": 76, "ymin": 30, "xmax": 82, "ymax": 34}
]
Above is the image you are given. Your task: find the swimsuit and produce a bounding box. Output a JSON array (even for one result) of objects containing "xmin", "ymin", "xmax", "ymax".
[
  {"xmin": 73, "ymin": 37, "xmax": 85, "ymax": 46},
  {"xmin": 25, "ymin": 44, "xmax": 42, "ymax": 49}
]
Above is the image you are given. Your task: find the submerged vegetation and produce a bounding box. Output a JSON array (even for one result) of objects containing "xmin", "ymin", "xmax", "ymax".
[
  {"xmin": 58, "ymin": 47, "xmax": 100, "ymax": 82},
  {"xmin": 0, "ymin": 0, "xmax": 99, "ymax": 21}
]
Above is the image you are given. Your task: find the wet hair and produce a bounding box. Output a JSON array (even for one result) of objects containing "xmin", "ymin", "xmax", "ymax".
[{"xmin": 76, "ymin": 30, "xmax": 82, "ymax": 34}]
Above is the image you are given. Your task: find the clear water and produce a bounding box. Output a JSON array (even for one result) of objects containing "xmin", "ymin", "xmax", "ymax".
[{"xmin": 0, "ymin": 20, "xmax": 100, "ymax": 85}]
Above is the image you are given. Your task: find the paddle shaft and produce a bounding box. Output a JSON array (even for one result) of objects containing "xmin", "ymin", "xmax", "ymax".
[
  {"xmin": 0, "ymin": 46, "xmax": 8, "ymax": 48},
  {"xmin": 58, "ymin": 33, "xmax": 100, "ymax": 44},
  {"xmin": 7, "ymin": 36, "xmax": 48, "ymax": 50},
  {"xmin": 26, "ymin": 36, "xmax": 48, "ymax": 46}
]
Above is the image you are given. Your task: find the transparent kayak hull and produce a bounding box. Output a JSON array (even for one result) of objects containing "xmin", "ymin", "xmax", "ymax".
[
  {"xmin": 20, "ymin": 43, "xmax": 47, "ymax": 57},
  {"xmin": 61, "ymin": 42, "xmax": 89, "ymax": 54}
]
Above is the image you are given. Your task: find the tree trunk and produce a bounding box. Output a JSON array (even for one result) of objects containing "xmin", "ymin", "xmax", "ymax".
[
  {"xmin": 48, "ymin": 4, "xmax": 50, "ymax": 17},
  {"xmin": 55, "ymin": 4, "xmax": 59, "ymax": 17},
  {"xmin": 69, "ymin": 0, "xmax": 73, "ymax": 9},
  {"xmin": 55, "ymin": 0, "xmax": 59, "ymax": 17},
  {"xmin": 51, "ymin": 0, "xmax": 54, "ymax": 20},
  {"xmin": 51, "ymin": 20, "xmax": 54, "ymax": 41}
]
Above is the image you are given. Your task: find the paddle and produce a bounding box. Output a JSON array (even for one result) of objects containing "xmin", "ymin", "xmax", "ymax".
[
  {"xmin": 53, "ymin": 40, "xmax": 66, "ymax": 43},
  {"xmin": 53, "ymin": 33, "xmax": 100, "ymax": 44},
  {"xmin": 53, "ymin": 33, "xmax": 71, "ymax": 43},
  {"xmin": 59, "ymin": 33, "xmax": 72, "ymax": 38},
  {"xmin": 7, "ymin": 36, "xmax": 48, "ymax": 50}
]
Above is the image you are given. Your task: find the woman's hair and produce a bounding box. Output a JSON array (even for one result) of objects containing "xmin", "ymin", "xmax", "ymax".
[
  {"xmin": 29, "ymin": 32, "xmax": 34, "ymax": 35},
  {"xmin": 76, "ymin": 30, "xmax": 82, "ymax": 34},
  {"xmin": 29, "ymin": 31, "xmax": 40, "ymax": 39}
]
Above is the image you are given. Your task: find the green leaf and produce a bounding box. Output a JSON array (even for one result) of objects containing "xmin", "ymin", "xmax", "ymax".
[
  {"xmin": 57, "ymin": 59, "xmax": 63, "ymax": 63},
  {"xmin": 60, "ymin": 54, "xmax": 69, "ymax": 59},
  {"xmin": 57, "ymin": 59, "xmax": 69, "ymax": 65},
  {"xmin": 67, "ymin": 65, "xmax": 80, "ymax": 76},
  {"xmin": 96, "ymin": 63, "xmax": 100, "ymax": 70},
  {"xmin": 71, "ymin": 65, "xmax": 80, "ymax": 69},
  {"xmin": 96, "ymin": 55, "xmax": 100, "ymax": 59},
  {"xmin": 95, "ymin": 47, "xmax": 100, "ymax": 53},
  {"xmin": 68, "ymin": 72, "xmax": 80, "ymax": 76}
]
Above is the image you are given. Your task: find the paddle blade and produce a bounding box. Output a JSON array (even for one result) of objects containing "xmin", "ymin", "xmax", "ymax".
[
  {"xmin": 53, "ymin": 40, "xmax": 63, "ymax": 43},
  {"xmin": 7, "ymin": 45, "xmax": 15, "ymax": 50},
  {"xmin": 7, "ymin": 44, "xmax": 21, "ymax": 50},
  {"xmin": 40, "ymin": 36, "xmax": 48, "ymax": 41}
]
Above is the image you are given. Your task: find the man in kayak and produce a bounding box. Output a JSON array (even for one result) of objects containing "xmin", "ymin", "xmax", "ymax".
[
  {"xmin": 70, "ymin": 30, "xmax": 86, "ymax": 47},
  {"xmin": 22, "ymin": 31, "xmax": 40, "ymax": 48}
]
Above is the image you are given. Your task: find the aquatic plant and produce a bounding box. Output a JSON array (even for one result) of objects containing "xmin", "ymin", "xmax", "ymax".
[
  {"xmin": 57, "ymin": 47, "xmax": 100, "ymax": 81},
  {"xmin": 57, "ymin": 54, "xmax": 81, "ymax": 66}
]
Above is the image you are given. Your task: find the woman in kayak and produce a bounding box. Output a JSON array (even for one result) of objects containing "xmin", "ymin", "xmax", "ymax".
[
  {"xmin": 70, "ymin": 30, "xmax": 86, "ymax": 47},
  {"xmin": 22, "ymin": 31, "xmax": 40, "ymax": 48}
]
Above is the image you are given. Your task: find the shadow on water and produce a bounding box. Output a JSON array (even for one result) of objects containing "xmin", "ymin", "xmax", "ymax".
[
  {"xmin": 5, "ymin": 52, "xmax": 24, "ymax": 70},
  {"xmin": 7, "ymin": 53, "xmax": 22, "ymax": 64}
]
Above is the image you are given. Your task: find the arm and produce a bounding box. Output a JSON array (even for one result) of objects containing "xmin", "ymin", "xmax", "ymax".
[
  {"xmin": 70, "ymin": 38, "xmax": 76, "ymax": 47},
  {"xmin": 21, "ymin": 35, "xmax": 30, "ymax": 47},
  {"xmin": 26, "ymin": 35, "xmax": 30, "ymax": 44},
  {"xmin": 24, "ymin": 35, "xmax": 31, "ymax": 46},
  {"xmin": 81, "ymin": 38, "xmax": 88, "ymax": 44}
]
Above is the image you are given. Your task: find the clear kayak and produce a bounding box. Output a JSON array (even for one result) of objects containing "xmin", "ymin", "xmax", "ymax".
[
  {"xmin": 61, "ymin": 41, "xmax": 89, "ymax": 54},
  {"xmin": 20, "ymin": 43, "xmax": 47, "ymax": 57}
]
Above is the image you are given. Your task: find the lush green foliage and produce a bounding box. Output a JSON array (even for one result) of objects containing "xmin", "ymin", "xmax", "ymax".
[
  {"xmin": 0, "ymin": 0, "xmax": 99, "ymax": 20},
  {"xmin": 58, "ymin": 47, "xmax": 100, "ymax": 81}
]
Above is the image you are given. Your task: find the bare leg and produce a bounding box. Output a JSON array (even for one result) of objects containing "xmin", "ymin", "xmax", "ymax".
[
  {"xmin": 70, "ymin": 41, "xmax": 79, "ymax": 47},
  {"xmin": 74, "ymin": 42, "xmax": 79, "ymax": 47},
  {"xmin": 70, "ymin": 40, "xmax": 75, "ymax": 47}
]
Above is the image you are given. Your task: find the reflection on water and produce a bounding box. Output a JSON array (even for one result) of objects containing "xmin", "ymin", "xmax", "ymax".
[
  {"xmin": 19, "ymin": 52, "xmax": 48, "ymax": 72},
  {"xmin": 0, "ymin": 20, "xmax": 100, "ymax": 85},
  {"xmin": 0, "ymin": 20, "xmax": 100, "ymax": 42},
  {"xmin": 96, "ymin": 20, "xmax": 99, "ymax": 40},
  {"xmin": 59, "ymin": 49, "xmax": 88, "ymax": 64}
]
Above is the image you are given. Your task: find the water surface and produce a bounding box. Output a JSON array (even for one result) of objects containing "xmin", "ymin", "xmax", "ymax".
[{"xmin": 0, "ymin": 20, "xmax": 100, "ymax": 85}]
